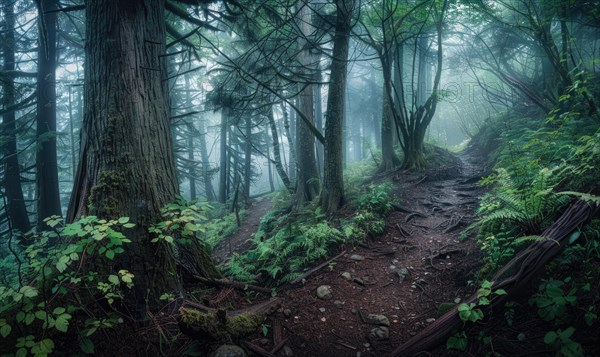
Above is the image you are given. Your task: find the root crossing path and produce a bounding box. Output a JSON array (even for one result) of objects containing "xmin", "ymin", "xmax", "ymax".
[{"xmin": 264, "ymin": 152, "xmax": 487, "ymax": 356}]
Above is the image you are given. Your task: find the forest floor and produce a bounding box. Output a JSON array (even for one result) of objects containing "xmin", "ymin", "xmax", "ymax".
[
  {"xmin": 202, "ymin": 150, "xmax": 490, "ymax": 357},
  {"xmin": 212, "ymin": 196, "xmax": 272, "ymax": 265}
]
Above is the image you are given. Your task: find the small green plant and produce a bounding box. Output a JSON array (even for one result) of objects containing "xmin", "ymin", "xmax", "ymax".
[
  {"xmin": 149, "ymin": 196, "xmax": 207, "ymax": 245},
  {"xmin": 457, "ymin": 280, "xmax": 506, "ymax": 323},
  {"xmin": 529, "ymin": 278, "xmax": 577, "ymax": 322},
  {"xmin": 543, "ymin": 327, "xmax": 583, "ymax": 357},
  {"xmin": 446, "ymin": 331, "xmax": 468, "ymax": 351},
  {"xmin": 356, "ymin": 182, "xmax": 393, "ymax": 216}
]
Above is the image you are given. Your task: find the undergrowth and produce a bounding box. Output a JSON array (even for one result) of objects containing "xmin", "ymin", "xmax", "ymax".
[
  {"xmin": 454, "ymin": 82, "xmax": 600, "ymax": 355},
  {"xmin": 226, "ymin": 167, "xmax": 394, "ymax": 285}
]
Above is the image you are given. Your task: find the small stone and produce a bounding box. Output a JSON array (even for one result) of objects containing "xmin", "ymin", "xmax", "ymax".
[
  {"xmin": 319, "ymin": 307, "xmax": 326, "ymax": 313},
  {"xmin": 364, "ymin": 314, "xmax": 390, "ymax": 326},
  {"xmin": 389, "ymin": 265, "xmax": 397, "ymax": 271},
  {"xmin": 356, "ymin": 352, "xmax": 361, "ymax": 357},
  {"xmin": 282, "ymin": 345, "xmax": 293, "ymax": 357},
  {"xmin": 363, "ymin": 343, "xmax": 370, "ymax": 348},
  {"xmin": 341, "ymin": 272, "xmax": 352, "ymax": 280},
  {"xmin": 454, "ymin": 297, "xmax": 461, "ymax": 304},
  {"xmin": 212, "ymin": 345, "xmax": 247, "ymax": 357},
  {"xmin": 350, "ymin": 254, "xmax": 365, "ymax": 261},
  {"xmin": 369, "ymin": 326, "xmax": 390, "ymax": 340},
  {"xmin": 351, "ymin": 309, "xmax": 357, "ymax": 314},
  {"xmin": 517, "ymin": 333, "xmax": 526, "ymax": 341},
  {"xmin": 392, "ymin": 259, "xmax": 399, "ymax": 265},
  {"xmin": 316, "ymin": 285, "xmax": 333, "ymax": 300},
  {"xmin": 334, "ymin": 300, "xmax": 343, "ymax": 309},
  {"xmin": 411, "ymin": 285, "xmax": 416, "ymax": 289},
  {"xmin": 353, "ymin": 277, "xmax": 365, "ymax": 286},
  {"xmin": 426, "ymin": 318, "xmax": 436, "ymax": 323},
  {"xmin": 283, "ymin": 309, "xmax": 292, "ymax": 318}
]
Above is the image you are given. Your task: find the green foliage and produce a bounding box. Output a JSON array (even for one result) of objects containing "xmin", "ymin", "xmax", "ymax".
[
  {"xmin": 543, "ymin": 327, "xmax": 584, "ymax": 357},
  {"xmin": 457, "ymin": 280, "xmax": 506, "ymax": 323},
  {"xmin": 476, "ymin": 167, "xmax": 570, "ymax": 235},
  {"xmin": 149, "ymin": 196, "xmax": 208, "ymax": 245},
  {"xmin": 0, "ymin": 215, "xmax": 135, "ymax": 356},
  {"xmin": 355, "ymin": 182, "xmax": 393, "ymax": 217},
  {"xmin": 228, "ymin": 212, "xmax": 344, "ymax": 284},
  {"xmin": 446, "ymin": 331, "xmax": 468, "ymax": 351},
  {"xmin": 529, "ymin": 278, "xmax": 577, "ymax": 322},
  {"xmin": 225, "ymin": 180, "xmax": 395, "ymax": 285}
]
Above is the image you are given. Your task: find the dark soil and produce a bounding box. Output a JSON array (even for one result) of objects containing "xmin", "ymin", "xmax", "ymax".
[
  {"xmin": 201, "ymin": 151, "xmax": 489, "ymax": 356},
  {"xmin": 212, "ymin": 196, "xmax": 272, "ymax": 265}
]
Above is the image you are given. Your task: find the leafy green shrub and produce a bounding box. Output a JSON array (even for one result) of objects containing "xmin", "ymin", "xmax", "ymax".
[
  {"xmin": 355, "ymin": 182, "xmax": 393, "ymax": 217},
  {"xmin": 227, "ymin": 213, "xmax": 343, "ymax": 284},
  {"xmin": 0, "ymin": 215, "xmax": 136, "ymax": 356}
]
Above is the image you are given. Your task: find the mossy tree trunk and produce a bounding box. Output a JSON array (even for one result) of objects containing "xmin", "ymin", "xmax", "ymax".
[{"xmin": 67, "ymin": 0, "xmax": 218, "ymax": 312}]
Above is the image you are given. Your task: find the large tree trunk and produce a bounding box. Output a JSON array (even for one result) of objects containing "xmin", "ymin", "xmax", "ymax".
[
  {"xmin": 321, "ymin": 0, "xmax": 354, "ymax": 213},
  {"xmin": 35, "ymin": 0, "xmax": 62, "ymax": 229},
  {"xmin": 295, "ymin": 0, "xmax": 320, "ymax": 207},
  {"xmin": 1, "ymin": 0, "xmax": 31, "ymax": 235},
  {"xmin": 67, "ymin": 0, "xmax": 218, "ymax": 312}
]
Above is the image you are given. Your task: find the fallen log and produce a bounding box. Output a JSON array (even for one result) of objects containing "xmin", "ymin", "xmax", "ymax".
[{"xmin": 386, "ymin": 200, "xmax": 598, "ymax": 357}]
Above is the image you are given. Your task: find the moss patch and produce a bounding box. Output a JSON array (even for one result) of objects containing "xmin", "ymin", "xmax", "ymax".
[
  {"xmin": 88, "ymin": 170, "xmax": 127, "ymax": 217},
  {"xmin": 180, "ymin": 308, "xmax": 262, "ymax": 341}
]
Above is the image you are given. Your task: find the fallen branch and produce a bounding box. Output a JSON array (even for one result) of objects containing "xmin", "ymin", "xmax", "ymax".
[
  {"xmin": 192, "ymin": 276, "xmax": 272, "ymax": 294},
  {"xmin": 386, "ymin": 200, "xmax": 598, "ymax": 357},
  {"xmin": 289, "ymin": 251, "xmax": 346, "ymax": 285}
]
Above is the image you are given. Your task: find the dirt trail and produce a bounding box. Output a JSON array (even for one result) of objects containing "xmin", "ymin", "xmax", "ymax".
[
  {"xmin": 212, "ymin": 196, "xmax": 272, "ymax": 264},
  {"xmin": 255, "ymin": 152, "xmax": 487, "ymax": 356}
]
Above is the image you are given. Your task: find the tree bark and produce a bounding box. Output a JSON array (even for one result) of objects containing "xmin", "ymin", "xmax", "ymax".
[
  {"xmin": 321, "ymin": 0, "xmax": 354, "ymax": 213},
  {"xmin": 1, "ymin": 0, "xmax": 31, "ymax": 235},
  {"xmin": 35, "ymin": 0, "xmax": 62, "ymax": 229},
  {"xmin": 295, "ymin": 0, "xmax": 320, "ymax": 206},
  {"xmin": 267, "ymin": 107, "xmax": 293, "ymax": 191},
  {"xmin": 67, "ymin": 0, "xmax": 219, "ymax": 312},
  {"xmin": 243, "ymin": 115, "xmax": 252, "ymax": 204},
  {"xmin": 219, "ymin": 108, "xmax": 229, "ymax": 203},
  {"xmin": 197, "ymin": 116, "xmax": 215, "ymax": 201}
]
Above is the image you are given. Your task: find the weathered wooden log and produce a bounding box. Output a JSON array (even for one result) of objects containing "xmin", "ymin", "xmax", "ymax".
[{"xmin": 386, "ymin": 200, "xmax": 598, "ymax": 357}]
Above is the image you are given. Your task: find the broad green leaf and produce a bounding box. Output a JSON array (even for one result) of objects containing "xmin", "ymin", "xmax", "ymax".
[
  {"xmin": 54, "ymin": 316, "xmax": 70, "ymax": 332},
  {"xmin": 0, "ymin": 323, "xmax": 11, "ymax": 338},
  {"xmin": 79, "ymin": 337, "xmax": 95, "ymax": 354},
  {"xmin": 105, "ymin": 250, "xmax": 115, "ymax": 260},
  {"xmin": 544, "ymin": 331, "xmax": 558, "ymax": 344},
  {"xmin": 108, "ymin": 275, "xmax": 119, "ymax": 285},
  {"xmin": 118, "ymin": 217, "xmax": 130, "ymax": 224},
  {"xmin": 20, "ymin": 286, "xmax": 38, "ymax": 298}
]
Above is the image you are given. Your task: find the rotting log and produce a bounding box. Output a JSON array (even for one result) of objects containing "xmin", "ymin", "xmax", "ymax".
[
  {"xmin": 179, "ymin": 298, "xmax": 280, "ymax": 342},
  {"xmin": 386, "ymin": 200, "xmax": 598, "ymax": 357}
]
